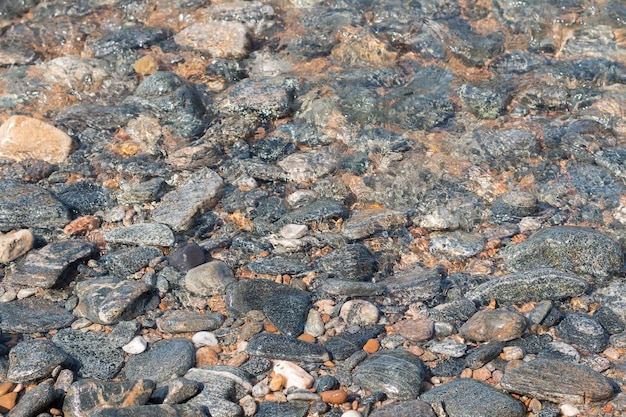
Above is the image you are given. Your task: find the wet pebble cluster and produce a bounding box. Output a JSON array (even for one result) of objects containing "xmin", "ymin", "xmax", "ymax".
[{"xmin": 0, "ymin": 0, "xmax": 625, "ymax": 416}]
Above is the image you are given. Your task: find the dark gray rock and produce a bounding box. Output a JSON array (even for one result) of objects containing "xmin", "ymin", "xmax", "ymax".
[
  {"xmin": 370, "ymin": 399, "xmax": 436, "ymax": 417},
  {"xmin": 458, "ymin": 81, "xmax": 511, "ymax": 119},
  {"xmin": 62, "ymin": 379, "xmax": 155, "ymax": 417},
  {"xmin": 0, "ymin": 180, "xmax": 69, "ymax": 231},
  {"xmin": 314, "ymin": 243, "xmax": 376, "ymax": 281},
  {"xmin": 56, "ymin": 105, "xmax": 138, "ymax": 138},
  {"xmin": 104, "ymin": 223, "xmax": 175, "ymax": 247},
  {"xmin": 490, "ymin": 50, "xmax": 547, "ymax": 75},
  {"xmin": 151, "ymin": 168, "xmax": 223, "ymax": 232},
  {"xmin": 320, "ymin": 279, "xmax": 386, "ymax": 297},
  {"xmin": 0, "ymin": 0, "xmax": 40, "ymax": 19},
  {"xmin": 90, "ymin": 404, "xmax": 209, "ymax": 417},
  {"xmin": 246, "ymin": 256, "xmax": 309, "ymax": 276},
  {"xmin": 342, "ymin": 209, "xmax": 408, "ymax": 240},
  {"xmin": 451, "ymin": 128, "xmax": 538, "ymax": 165},
  {"xmin": 501, "ymin": 226, "xmax": 623, "ymax": 283},
  {"xmin": 325, "ymin": 326, "xmax": 385, "ymax": 361},
  {"xmin": 124, "ymin": 338, "xmax": 195, "ymax": 381},
  {"xmin": 379, "ymin": 264, "xmax": 445, "ymax": 307},
  {"xmin": 465, "ymin": 343, "xmax": 504, "ymax": 370},
  {"xmin": 428, "ymin": 298, "xmax": 477, "ymax": 324},
  {"xmin": 52, "ymin": 328, "xmax": 124, "ymax": 380},
  {"xmin": 421, "ymin": 378, "xmax": 524, "ymax": 417},
  {"xmin": 124, "ymin": 71, "xmax": 206, "ymax": 138},
  {"xmin": 185, "ymin": 365, "xmax": 252, "ymax": 401},
  {"xmin": 500, "ymin": 359, "xmax": 615, "ymax": 404},
  {"xmin": 490, "ymin": 191, "xmax": 538, "ymax": 222},
  {"xmin": 108, "ymin": 320, "xmax": 141, "ymax": 348},
  {"xmin": 255, "ymin": 401, "xmax": 309, "ymax": 417},
  {"xmin": 53, "ymin": 181, "xmax": 113, "ymax": 215},
  {"xmin": 151, "ymin": 378, "xmax": 202, "ymax": 405},
  {"xmin": 5, "ymin": 239, "xmax": 94, "ymax": 288},
  {"xmin": 185, "ymin": 260, "xmax": 236, "ymax": 297},
  {"xmin": 7, "ymin": 379, "xmax": 57, "ymax": 417},
  {"xmin": 92, "ymin": 26, "xmax": 171, "ymax": 58},
  {"xmin": 168, "ymin": 243, "xmax": 206, "ymax": 273},
  {"xmin": 99, "ymin": 246, "xmax": 162, "ymax": 278},
  {"xmin": 7, "ymin": 339, "xmax": 72, "ymax": 383},
  {"xmin": 156, "ymin": 310, "xmax": 225, "ymax": 333},
  {"xmin": 74, "ymin": 276, "xmax": 152, "ymax": 325},
  {"xmin": 537, "ymin": 341, "xmax": 581, "ymax": 363},
  {"xmin": 263, "ymin": 293, "xmax": 310, "ymax": 337},
  {"xmin": 0, "ymin": 40, "xmax": 39, "ymax": 66},
  {"xmin": 466, "ymin": 268, "xmax": 589, "ymax": 306},
  {"xmin": 431, "ymin": 357, "xmax": 466, "ymax": 377},
  {"xmin": 247, "ymin": 333, "xmax": 330, "ymax": 362},
  {"xmin": 0, "ymin": 298, "xmax": 75, "ymax": 333},
  {"xmin": 593, "ymin": 282, "xmax": 626, "ymax": 335},
  {"xmin": 277, "ymin": 199, "xmax": 348, "ymax": 227},
  {"xmin": 225, "ymin": 278, "xmax": 308, "ymax": 318},
  {"xmin": 556, "ymin": 313, "xmax": 609, "ymax": 354},
  {"xmin": 507, "ymin": 334, "xmax": 553, "ymax": 355},
  {"xmin": 353, "ymin": 350, "xmax": 425, "ymax": 400}
]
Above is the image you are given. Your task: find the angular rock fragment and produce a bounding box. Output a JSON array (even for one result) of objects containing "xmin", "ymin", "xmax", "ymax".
[
  {"xmin": 174, "ymin": 21, "xmax": 251, "ymax": 59},
  {"xmin": 185, "ymin": 260, "xmax": 235, "ymax": 297},
  {"xmin": 103, "ymin": 223, "xmax": 175, "ymax": 247},
  {"xmin": 157, "ymin": 310, "xmax": 225, "ymax": 334},
  {"xmin": 125, "ymin": 338, "xmax": 196, "ymax": 382},
  {"xmin": 342, "ymin": 209, "xmax": 408, "ymax": 240},
  {"xmin": 247, "ymin": 333, "xmax": 330, "ymax": 362},
  {"xmin": 63, "ymin": 379, "xmax": 155, "ymax": 417},
  {"xmin": 7, "ymin": 339, "xmax": 72, "ymax": 384},
  {"xmin": 353, "ymin": 350, "xmax": 425, "ymax": 400},
  {"xmin": 0, "ymin": 298, "xmax": 75, "ymax": 333},
  {"xmin": 0, "ymin": 180, "xmax": 70, "ymax": 231},
  {"xmin": 0, "ymin": 229, "xmax": 34, "ymax": 263}
]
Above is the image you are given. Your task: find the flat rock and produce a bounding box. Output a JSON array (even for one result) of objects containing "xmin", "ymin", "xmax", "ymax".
[
  {"xmin": 185, "ymin": 260, "xmax": 236, "ymax": 296},
  {"xmin": 421, "ymin": 378, "xmax": 525, "ymax": 417},
  {"xmin": 124, "ymin": 338, "xmax": 195, "ymax": 381},
  {"xmin": 156, "ymin": 310, "xmax": 225, "ymax": 333},
  {"xmin": 151, "ymin": 168, "xmax": 223, "ymax": 232},
  {"xmin": 7, "ymin": 339, "xmax": 72, "ymax": 384},
  {"xmin": 556, "ymin": 313, "xmax": 609, "ymax": 354},
  {"xmin": 429, "ymin": 231, "xmax": 485, "ymax": 261},
  {"xmin": 52, "ymin": 328, "xmax": 124, "ymax": 380},
  {"xmin": 466, "ymin": 268, "xmax": 589, "ymax": 305},
  {"xmin": 225, "ymin": 278, "xmax": 308, "ymax": 318},
  {"xmin": 263, "ymin": 293, "xmax": 311, "ymax": 336},
  {"xmin": 7, "ymin": 379, "xmax": 57, "ymax": 417},
  {"xmin": 277, "ymin": 150, "xmax": 336, "ymax": 183},
  {"xmin": 0, "ymin": 115, "xmax": 74, "ymax": 163},
  {"xmin": 185, "ymin": 365, "xmax": 252, "ymax": 400},
  {"xmin": 90, "ymin": 404, "xmax": 209, "ymax": 417},
  {"xmin": 325, "ymin": 326, "xmax": 384, "ymax": 360},
  {"xmin": 0, "ymin": 298, "xmax": 75, "ymax": 333},
  {"xmin": 63, "ymin": 379, "xmax": 155, "ymax": 417},
  {"xmin": 370, "ymin": 399, "xmax": 436, "ymax": 417},
  {"xmin": 500, "ymin": 359, "xmax": 615, "ymax": 404},
  {"xmin": 501, "ymin": 226, "xmax": 623, "ymax": 283},
  {"xmin": 99, "ymin": 246, "xmax": 162, "ymax": 278},
  {"xmin": 353, "ymin": 350, "xmax": 425, "ymax": 400},
  {"xmin": 247, "ymin": 333, "xmax": 330, "ymax": 362},
  {"xmin": 174, "ymin": 21, "xmax": 251, "ymax": 58},
  {"xmin": 103, "ymin": 223, "xmax": 175, "ymax": 247},
  {"xmin": 0, "ymin": 229, "xmax": 34, "ymax": 264},
  {"xmin": 255, "ymin": 401, "xmax": 309, "ymax": 417},
  {"xmin": 460, "ymin": 308, "xmax": 527, "ymax": 342},
  {"xmin": 151, "ymin": 377, "xmax": 202, "ymax": 405},
  {"xmin": 5, "ymin": 239, "xmax": 94, "ymax": 288},
  {"xmin": 380, "ymin": 265, "xmax": 445, "ymax": 307},
  {"xmin": 0, "ymin": 180, "xmax": 70, "ymax": 231},
  {"xmin": 342, "ymin": 208, "xmax": 408, "ymax": 240},
  {"xmin": 74, "ymin": 276, "xmax": 152, "ymax": 325},
  {"xmin": 314, "ymin": 243, "xmax": 376, "ymax": 281}
]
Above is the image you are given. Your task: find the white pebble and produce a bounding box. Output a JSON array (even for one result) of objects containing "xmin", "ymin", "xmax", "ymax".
[
  {"xmin": 279, "ymin": 224, "xmax": 308, "ymax": 239},
  {"xmin": 502, "ymin": 346, "xmax": 525, "ymax": 361},
  {"xmin": 122, "ymin": 335, "xmax": 148, "ymax": 354},
  {"xmin": 273, "ymin": 360, "xmax": 314, "ymax": 389},
  {"xmin": 17, "ymin": 288, "xmax": 37, "ymax": 299},
  {"xmin": 192, "ymin": 331, "xmax": 218, "ymax": 347},
  {"xmin": 342, "ymin": 411, "xmax": 362, "ymax": 417},
  {"xmin": 560, "ymin": 403, "xmax": 580, "ymax": 416},
  {"xmin": 340, "ymin": 300, "xmax": 379, "ymax": 326},
  {"xmin": 0, "ymin": 288, "xmax": 16, "ymax": 302}
]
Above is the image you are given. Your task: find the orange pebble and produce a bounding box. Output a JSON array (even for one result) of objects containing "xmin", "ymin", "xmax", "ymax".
[
  {"xmin": 49, "ymin": 408, "xmax": 63, "ymax": 416},
  {"xmin": 195, "ymin": 346, "xmax": 219, "ymax": 367},
  {"xmin": 0, "ymin": 392, "xmax": 18, "ymax": 413},
  {"xmin": 269, "ymin": 374, "xmax": 285, "ymax": 392},
  {"xmin": 363, "ymin": 339, "xmax": 380, "ymax": 354},
  {"xmin": 0, "ymin": 382, "xmax": 15, "ymax": 396},
  {"xmin": 297, "ymin": 333, "xmax": 316, "ymax": 343},
  {"xmin": 264, "ymin": 322, "xmax": 279, "ymax": 333},
  {"xmin": 472, "ymin": 367, "xmax": 491, "ymax": 381},
  {"xmin": 320, "ymin": 389, "xmax": 348, "ymax": 404}
]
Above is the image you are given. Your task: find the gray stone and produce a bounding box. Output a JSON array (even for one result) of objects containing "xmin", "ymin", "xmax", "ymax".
[
  {"xmin": 428, "ymin": 298, "xmax": 477, "ymax": 324},
  {"xmin": 53, "ymin": 181, "xmax": 113, "ymax": 216},
  {"xmin": 52, "ymin": 328, "xmax": 125, "ymax": 380},
  {"xmin": 151, "ymin": 378, "xmax": 202, "ymax": 405},
  {"xmin": 320, "ymin": 279, "xmax": 386, "ymax": 297},
  {"xmin": 103, "ymin": 223, "xmax": 175, "ymax": 247},
  {"xmin": 185, "ymin": 260, "xmax": 235, "ymax": 296},
  {"xmin": 225, "ymin": 278, "xmax": 308, "ymax": 318},
  {"xmin": 185, "ymin": 366, "xmax": 252, "ymax": 401},
  {"xmin": 151, "ymin": 168, "xmax": 223, "ymax": 232},
  {"xmin": 108, "ymin": 320, "xmax": 141, "ymax": 348},
  {"xmin": 353, "ymin": 350, "xmax": 425, "ymax": 400},
  {"xmin": 458, "ymin": 81, "xmax": 511, "ymax": 119},
  {"xmin": 63, "ymin": 379, "xmax": 155, "ymax": 417},
  {"xmin": 7, "ymin": 339, "xmax": 72, "ymax": 384},
  {"xmin": 5, "ymin": 239, "xmax": 94, "ymax": 288},
  {"xmin": 168, "ymin": 243, "xmax": 206, "ymax": 273},
  {"xmin": 254, "ymin": 401, "xmax": 309, "ymax": 417},
  {"xmin": 314, "ymin": 243, "xmax": 376, "ymax": 281},
  {"xmin": 592, "ymin": 281, "xmax": 626, "ymax": 334},
  {"xmin": 379, "ymin": 264, "xmax": 445, "ymax": 307},
  {"xmin": 0, "ymin": 180, "xmax": 70, "ymax": 231},
  {"xmin": 465, "ymin": 343, "xmax": 504, "ymax": 370},
  {"xmin": 342, "ymin": 208, "xmax": 408, "ymax": 240},
  {"xmin": 74, "ymin": 276, "xmax": 152, "ymax": 325},
  {"xmin": 370, "ymin": 399, "xmax": 436, "ymax": 417},
  {"xmin": 156, "ymin": 310, "xmax": 225, "ymax": 333},
  {"xmin": 99, "ymin": 246, "xmax": 162, "ymax": 278},
  {"xmin": 500, "ymin": 359, "xmax": 615, "ymax": 404},
  {"xmin": 0, "ymin": 298, "xmax": 75, "ymax": 333},
  {"xmin": 429, "ymin": 231, "xmax": 485, "ymax": 261},
  {"xmin": 466, "ymin": 268, "xmax": 589, "ymax": 305},
  {"xmin": 92, "ymin": 26, "xmax": 171, "ymax": 58},
  {"xmin": 501, "ymin": 226, "xmax": 623, "ymax": 283},
  {"xmin": 421, "ymin": 378, "xmax": 524, "ymax": 417},
  {"xmin": 460, "ymin": 308, "xmax": 527, "ymax": 342},
  {"xmin": 556, "ymin": 313, "xmax": 609, "ymax": 354},
  {"xmin": 247, "ymin": 333, "xmax": 330, "ymax": 362},
  {"xmin": 277, "ymin": 199, "xmax": 348, "ymax": 227},
  {"xmin": 124, "ymin": 338, "xmax": 195, "ymax": 381},
  {"xmin": 91, "ymin": 404, "xmax": 209, "ymax": 417},
  {"xmin": 263, "ymin": 293, "xmax": 311, "ymax": 337},
  {"xmin": 7, "ymin": 380, "xmax": 58, "ymax": 417}
]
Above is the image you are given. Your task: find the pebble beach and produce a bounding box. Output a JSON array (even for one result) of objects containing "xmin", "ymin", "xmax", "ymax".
[{"xmin": 0, "ymin": 0, "xmax": 625, "ymax": 416}]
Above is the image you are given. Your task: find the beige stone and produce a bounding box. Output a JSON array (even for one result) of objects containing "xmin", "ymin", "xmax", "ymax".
[
  {"xmin": 273, "ymin": 360, "xmax": 314, "ymax": 389},
  {"xmin": 0, "ymin": 229, "xmax": 34, "ymax": 264},
  {"xmin": 0, "ymin": 115, "xmax": 74, "ymax": 164},
  {"xmin": 174, "ymin": 21, "xmax": 251, "ymax": 58}
]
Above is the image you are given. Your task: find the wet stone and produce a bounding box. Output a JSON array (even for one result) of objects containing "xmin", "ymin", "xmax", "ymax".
[
  {"xmin": 0, "ymin": 180, "xmax": 69, "ymax": 231},
  {"xmin": 380, "ymin": 265, "xmax": 445, "ymax": 307},
  {"xmin": 52, "ymin": 328, "xmax": 124, "ymax": 380},
  {"xmin": 353, "ymin": 350, "xmax": 425, "ymax": 400},
  {"xmin": 277, "ymin": 199, "xmax": 348, "ymax": 227},
  {"xmin": 460, "ymin": 308, "xmax": 527, "ymax": 343},
  {"xmin": 104, "ymin": 223, "xmax": 175, "ymax": 247},
  {"xmin": 465, "ymin": 342, "xmax": 504, "ymax": 370},
  {"xmin": 421, "ymin": 378, "xmax": 524, "ymax": 417},
  {"xmin": 458, "ymin": 81, "xmax": 511, "ymax": 119},
  {"xmin": 7, "ymin": 339, "xmax": 72, "ymax": 384},
  {"xmin": 0, "ymin": 298, "xmax": 74, "ymax": 333},
  {"xmin": 247, "ymin": 333, "xmax": 330, "ymax": 362},
  {"xmin": 99, "ymin": 246, "xmax": 162, "ymax": 278},
  {"xmin": 500, "ymin": 358, "xmax": 615, "ymax": 404},
  {"xmin": 320, "ymin": 279, "xmax": 385, "ymax": 297},
  {"xmin": 74, "ymin": 276, "xmax": 152, "ymax": 325},
  {"xmin": 278, "ymin": 150, "xmax": 337, "ymax": 183},
  {"xmin": 174, "ymin": 21, "xmax": 251, "ymax": 59},
  {"xmin": 90, "ymin": 404, "xmax": 209, "ymax": 417},
  {"xmin": 263, "ymin": 293, "xmax": 311, "ymax": 337},
  {"xmin": 369, "ymin": 399, "xmax": 436, "ymax": 417},
  {"xmin": 429, "ymin": 231, "xmax": 485, "ymax": 261},
  {"xmin": 247, "ymin": 256, "xmax": 308, "ymax": 275},
  {"xmin": 5, "ymin": 239, "xmax": 94, "ymax": 288},
  {"xmin": 7, "ymin": 379, "xmax": 57, "ymax": 417},
  {"xmin": 466, "ymin": 268, "xmax": 589, "ymax": 306},
  {"xmin": 124, "ymin": 71, "xmax": 206, "ymax": 139},
  {"xmin": 325, "ymin": 326, "xmax": 384, "ymax": 361},
  {"xmin": 225, "ymin": 278, "xmax": 308, "ymax": 318},
  {"xmin": 501, "ymin": 226, "xmax": 623, "ymax": 283},
  {"xmin": 185, "ymin": 260, "xmax": 235, "ymax": 297},
  {"xmin": 314, "ymin": 243, "xmax": 376, "ymax": 281},
  {"xmin": 254, "ymin": 401, "xmax": 309, "ymax": 417},
  {"xmin": 151, "ymin": 377, "xmax": 202, "ymax": 405},
  {"xmin": 92, "ymin": 26, "xmax": 171, "ymax": 58},
  {"xmin": 124, "ymin": 338, "xmax": 195, "ymax": 382},
  {"xmin": 556, "ymin": 313, "xmax": 609, "ymax": 354},
  {"xmin": 342, "ymin": 209, "xmax": 408, "ymax": 240},
  {"xmin": 62, "ymin": 379, "xmax": 155, "ymax": 417},
  {"xmin": 156, "ymin": 310, "xmax": 225, "ymax": 334},
  {"xmin": 151, "ymin": 168, "xmax": 223, "ymax": 232},
  {"xmin": 451, "ymin": 128, "xmax": 538, "ymax": 165}
]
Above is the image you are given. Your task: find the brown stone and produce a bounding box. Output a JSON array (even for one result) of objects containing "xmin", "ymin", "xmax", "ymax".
[
  {"xmin": 393, "ymin": 319, "xmax": 434, "ymax": 342},
  {"xmin": 195, "ymin": 346, "xmax": 219, "ymax": 367},
  {"xmin": 63, "ymin": 216, "xmax": 101, "ymax": 236},
  {"xmin": 133, "ymin": 55, "xmax": 158, "ymax": 76},
  {"xmin": 319, "ymin": 389, "xmax": 348, "ymax": 405},
  {"xmin": 174, "ymin": 21, "xmax": 251, "ymax": 58},
  {"xmin": 0, "ymin": 391, "xmax": 17, "ymax": 413},
  {"xmin": 0, "ymin": 115, "xmax": 74, "ymax": 164},
  {"xmin": 0, "ymin": 382, "xmax": 15, "ymax": 396},
  {"xmin": 363, "ymin": 338, "xmax": 380, "ymax": 354},
  {"xmin": 460, "ymin": 309, "xmax": 527, "ymax": 342},
  {"xmin": 0, "ymin": 229, "xmax": 34, "ymax": 263}
]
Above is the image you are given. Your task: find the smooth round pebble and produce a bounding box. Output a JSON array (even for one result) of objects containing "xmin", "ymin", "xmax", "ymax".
[
  {"xmin": 192, "ymin": 331, "xmax": 219, "ymax": 347},
  {"xmin": 560, "ymin": 404, "xmax": 580, "ymax": 416},
  {"xmin": 340, "ymin": 300, "xmax": 379, "ymax": 326},
  {"xmin": 122, "ymin": 335, "xmax": 148, "ymax": 354},
  {"xmin": 342, "ymin": 411, "xmax": 363, "ymax": 417},
  {"xmin": 279, "ymin": 224, "xmax": 308, "ymax": 239}
]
